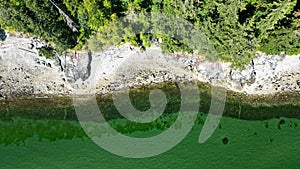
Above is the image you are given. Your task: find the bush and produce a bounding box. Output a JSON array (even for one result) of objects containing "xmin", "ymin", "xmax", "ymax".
[{"xmin": 37, "ymin": 46, "xmax": 55, "ymax": 59}]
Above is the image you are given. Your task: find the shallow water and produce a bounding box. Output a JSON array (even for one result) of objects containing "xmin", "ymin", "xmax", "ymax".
[{"xmin": 0, "ymin": 116, "xmax": 299, "ymax": 168}]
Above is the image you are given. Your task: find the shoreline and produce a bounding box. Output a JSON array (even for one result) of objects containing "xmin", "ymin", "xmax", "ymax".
[
  {"xmin": 1, "ymin": 81, "xmax": 300, "ymax": 121},
  {"xmin": 0, "ymin": 35, "xmax": 300, "ymax": 99}
]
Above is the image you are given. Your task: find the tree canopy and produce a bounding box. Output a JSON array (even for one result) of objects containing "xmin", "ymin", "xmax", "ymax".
[{"xmin": 0, "ymin": 0, "xmax": 299, "ymax": 68}]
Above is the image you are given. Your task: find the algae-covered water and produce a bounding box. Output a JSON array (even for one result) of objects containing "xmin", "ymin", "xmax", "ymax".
[{"xmin": 0, "ymin": 83, "xmax": 300, "ymax": 168}]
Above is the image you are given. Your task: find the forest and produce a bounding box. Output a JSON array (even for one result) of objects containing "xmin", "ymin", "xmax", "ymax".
[{"xmin": 0, "ymin": 0, "xmax": 299, "ymax": 68}]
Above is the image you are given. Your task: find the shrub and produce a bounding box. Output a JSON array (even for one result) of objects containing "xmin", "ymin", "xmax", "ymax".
[{"xmin": 37, "ymin": 46, "xmax": 55, "ymax": 59}]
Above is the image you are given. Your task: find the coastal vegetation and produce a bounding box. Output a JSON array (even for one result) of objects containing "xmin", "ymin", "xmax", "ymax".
[{"xmin": 0, "ymin": 0, "xmax": 299, "ymax": 68}]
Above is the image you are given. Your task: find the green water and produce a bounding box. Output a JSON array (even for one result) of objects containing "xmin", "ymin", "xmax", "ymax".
[
  {"xmin": 0, "ymin": 115, "xmax": 300, "ymax": 168},
  {"xmin": 1, "ymin": 83, "xmax": 300, "ymax": 168}
]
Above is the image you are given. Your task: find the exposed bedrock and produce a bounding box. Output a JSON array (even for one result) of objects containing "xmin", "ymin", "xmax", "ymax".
[{"xmin": 0, "ymin": 35, "xmax": 299, "ymax": 98}]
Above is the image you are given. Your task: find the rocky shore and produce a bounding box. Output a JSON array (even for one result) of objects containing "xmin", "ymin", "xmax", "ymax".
[{"xmin": 0, "ymin": 34, "xmax": 300, "ymax": 99}]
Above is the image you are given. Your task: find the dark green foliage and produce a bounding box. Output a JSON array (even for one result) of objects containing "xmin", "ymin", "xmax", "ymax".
[
  {"xmin": 166, "ymin": 0, "xmax": 298, "ymax": 69},
  {"xmin": 0, "ymin": 0, "xmax": 78, "ymax": 52},
  {"xmin": 258, "ymin": 28, "xmax": 300, "ymax": 55},
  {"xmin": 197, "ymin": 0, "xmax": 257, "ymax": 68},
  {"xmin": 255, "ymin": 0, "xmax": 300, "ymax": 56},
  {"xmin": 0, "ymin": 0, "xmax": 299, "ymax": 68},
  {"xmin": 84, "ymin": 0, "xmax": 298, "ymax": 69},
  {"xmin": 86, "ymin": 20, "xmax": 124, "ymax": 51},
  {"xmin": 37, "ymin": 46, "xmax": 55, "ymax": 59}
]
